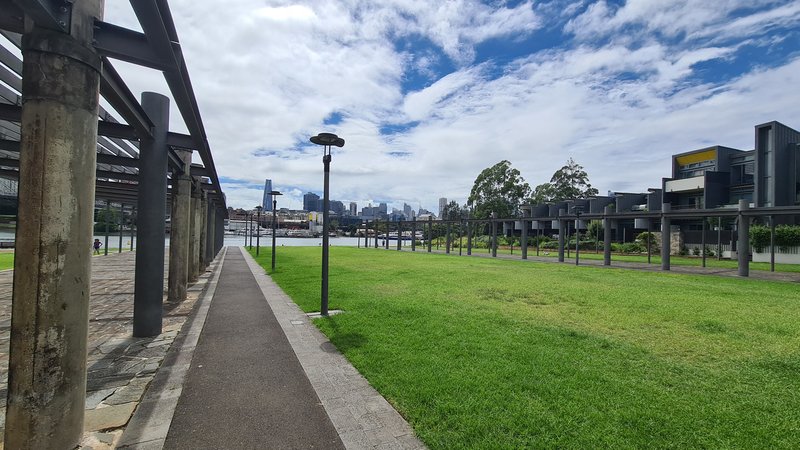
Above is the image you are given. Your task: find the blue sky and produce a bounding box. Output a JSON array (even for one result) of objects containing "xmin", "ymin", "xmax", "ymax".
[{"xmin": 101, "ymin": 0, "xmax": 800, "ymax": 212}]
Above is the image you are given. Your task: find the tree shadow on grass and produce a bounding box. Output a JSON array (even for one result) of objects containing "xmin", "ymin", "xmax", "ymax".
[{"xmin": 320, "ymin": 317, "xmax": 367, "ymax": 354}]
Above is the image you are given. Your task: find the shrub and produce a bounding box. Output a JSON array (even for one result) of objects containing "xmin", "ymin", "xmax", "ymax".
[
  {"xmin": 636, "ymin": 232, "xmax": 660, "ymax": 253},
  {"xmin": 749, "ymin": 224, "xmax": 770, "ymax": 252},
  {"xmin": 775, "ymin": 225, "xmax": 800, "ymax": 250}
]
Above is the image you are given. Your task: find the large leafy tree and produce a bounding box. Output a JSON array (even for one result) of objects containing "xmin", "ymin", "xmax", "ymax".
[
  {"xmin": 467, "ymin": 160, "xmax": 531, "ymax": 219},
  {"xmin": 531, "ymin": 158, "xmax": 598, "ymax": 203}
]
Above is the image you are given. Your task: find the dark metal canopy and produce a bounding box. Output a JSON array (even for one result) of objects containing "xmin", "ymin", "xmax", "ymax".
[{"xmin": 0, "ymin": 0, "xmax": 226, "ymax": 211}]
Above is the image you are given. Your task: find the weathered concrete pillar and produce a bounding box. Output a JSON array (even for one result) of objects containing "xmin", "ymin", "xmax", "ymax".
[
  {"xmin": 5, "ymin": 3, "xmax": 103, "ymax": 446},
  {"xmin": 215, "ymin": 209, "xmax": 224, "ymax": 254},
  {"xmin": 738, "ymin": 199, "xmax": 750, "ymax": 277},
  {"xmin": 205, "ymin": 199, "xmax": 215, "ymax": 266},
  {"xmin": 603, "ymin": 205, "xmax": 613, "ymax": 266},
  {"xmin": 190, "ymin": 183, "xmax": 202, "ymax": 281},
  {"xmin": 199, "ymin": 190, "xmax": 208, "ymax": 271},
  {"xmin": 558, "ymin": 209, "xmax": 566, "ymax": 262},
  {"xmin": 661, "ymin": 203, "xmax": 671, "ymax": 271},
  {"xmin": 134, "ymin": 92, "xmax": 170, "ymax": 337},
  {"xmin": 167, "ymin": 151, "xmax": 192, "ymax": 302}
]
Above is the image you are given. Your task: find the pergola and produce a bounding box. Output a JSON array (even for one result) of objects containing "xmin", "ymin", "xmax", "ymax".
[{"xmin": 0, "ymin": 1, "xmax": 227, "ymax": 446}]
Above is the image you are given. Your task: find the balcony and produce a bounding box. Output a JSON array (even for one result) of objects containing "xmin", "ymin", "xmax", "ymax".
[{"xmin": 665, "ymin": 175, "xmax": 704, "ymax": 193}]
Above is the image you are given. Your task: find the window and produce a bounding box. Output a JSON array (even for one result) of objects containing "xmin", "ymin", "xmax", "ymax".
[{"xmin": 730, "ymin": 162, "xmax": 754, "ymax": 185}]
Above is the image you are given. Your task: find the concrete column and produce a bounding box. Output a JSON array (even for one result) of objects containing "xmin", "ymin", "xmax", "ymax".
[
  {"xmin": 205, "ymin": 199, "xmax": 215, "ymax": 265},
  {"xmin": 5, "ymin": 4, "xmax": 103, "ymax": 446},
  {"xmin": 168, "ymin": 151, "xmax": 192, "ymax": 302},
  {"xmin": 661, "ymin": 203, "xmax": 671, "ymax": 271},
  {"xmin": 738, "ymin": 199, "xmax": 750, "ymax": 277},
  {"xmin": 521, "ymin": 218, "xmax": 528, "ymax": 260},
  {"xmin": 603, "ymin": 205, "xmax": 613, "ymax": 266},
  {"xmin": 215, "ymin": 210, "xmax": 224, "ymax": 254},
  {"xmin": 190, "ymin": 183, "xmax": 202, "ymax": 281},
  {"xmin": 133, "ymin": 92, "xmax": 170, "ymax": 338},
  {"xmin": 558, "ymin": 209, "xmax": 566, "ymax": 262},
  {"xmin": 199, "ymin": 190, "xmax": 208, "ymax": 271}
]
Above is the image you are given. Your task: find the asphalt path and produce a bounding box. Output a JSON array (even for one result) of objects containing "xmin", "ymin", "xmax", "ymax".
[{"xmin": 164, "ymin": 250, "xmax": 344, "ymax": 449}]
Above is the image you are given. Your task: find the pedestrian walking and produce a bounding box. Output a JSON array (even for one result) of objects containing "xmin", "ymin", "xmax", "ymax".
[{"xmin": 93, "ymin": 239, "xmax": 102, "ymax": 255}]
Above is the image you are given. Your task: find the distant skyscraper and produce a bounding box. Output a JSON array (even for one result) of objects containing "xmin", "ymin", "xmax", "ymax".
[
  {"xmin": 262, "ymin": 179, "xmax": 273, "ymax": 211},
  {"xmin": 303, "ymin": 192, "xmax": 320, "ymax": 211},
  {"xmin": 439, "ymin": 197, "xmax": 447, "ymax": 217},
  {"xmin": 349, "ymin": 202, "xmax": 357, "ymax": 216},
  {"xmin": 403, "ymin": 203, "xmax": 412, "ymax": 218}
]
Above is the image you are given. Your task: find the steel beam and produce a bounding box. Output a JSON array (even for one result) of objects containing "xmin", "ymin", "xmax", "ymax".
[
  {"xmin": 11, "ymin": 0, "xmax": 71, "ymax": 33},
  {"xmin": 99, "ymin": 58, "xmax": 153, "ymax": 139},
  {"xmin": 92, "ymin": 20, "xmax": 171, "ymax": 70}
]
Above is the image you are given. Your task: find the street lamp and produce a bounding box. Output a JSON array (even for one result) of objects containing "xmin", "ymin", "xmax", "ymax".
[
  {"xmin": 269, "ymin": 190, "xmax": 282, "ymax": 271},
  {"xmin": 310, "ymin": 132, "xmax": 345, "ymax": 316},
  {"xmin": 255, "ymin": 205, "xmax": 263, "ymax": 256}
]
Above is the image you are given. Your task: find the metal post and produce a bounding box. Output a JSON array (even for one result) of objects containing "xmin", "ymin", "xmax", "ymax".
[
  {"xmin": 491, "ymin": 213, "xmax": 498, "ymax": 257},
  {"xmin": 6, "ymin": 4, "xmax": 103, "ymax": 444},
  {"xmin": 411, "ymin": 219, "xmax": 416, "ymax": 251},
  {"xmin": 272, "ymin": 201, "xmax": 278, "ymax": 271},
  {"xmin": 646, "ymin": 218, "xmax": 651, "ymax": 264},
  {"xmin": 536, "ymin": 226, "xmax": 541, "ymax": 256},
  {"xmin": 701, "ymin": 217, "xmax": 707, "ymax": 268},
  {"xmin": 737, "ymin": 199, "xmax": 749, "ymax": 277},
  {"xmin": 467, "ymin": 219, "xmax": 473, "ymax": 255},
  {"xmin": 130, "ymin": 207, "xmax": 136, "ymax": 251},
  {"xmin": 661, "ymin": 203, "xmax": 671, "ymax": 271},
  {"xmin": 521, "ymin": 218, "xmax": 528, "ymax": 260},
  {"xmin": 558, "ymin": 209, "xmax": 566, "ymax": 262},
  {"xmin": 603, "ymin": 205, "xmax": 612, "ymax": 266},
  {"xmin": 104, "ymin": 199, "xmax": 110, "ymax": 255},
  {"xmin": 770, "ymin": 216, "xmax": 775, "ymax": 272},
  {"xmin": 566, "ymin": 220, "xmax": 571, "ymax": 259},
  {"xmin": 575, "ymin": 214, "xmax": 580, "ymax": 266},
  {"xmin": 118, "ymin": 203, "xmax": 124, "ymax": 253},
  {"xmin": 459, "ymin": 220, "xmax": 463, "ymax": 256},
  {"xmin": 717, "ymin": 217, "xmax": 722, "ymax": 260},
  {"xmin": 446, "ymin": 221, "xmax": 451, "ymax": 254},
  {"xmin": 321, "ymin": 153, "xmax": 331, "ymax": 316},
  {"xmin": 397, "ymin": 219, "xmax": 402, "ymax": 251},
  {"xmin": 385, "ymin": 221, "xmax": 390, "ymax": 249},
  {"xmin": 428, "ymin": 217, "xmax": 433, "ymax": 252},
  {"xmin": 374, "ymin": 221, "xmax": 379, "ymax": 249},
  {"xmin": 134, "ymin": 92, "xmax": 170, "ymax": 337},
  {"xmin": 256, "ymin": 208, "xmax": 261, "ymax": 256}
]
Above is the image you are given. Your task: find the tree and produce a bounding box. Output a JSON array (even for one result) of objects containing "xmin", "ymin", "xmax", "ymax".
[
  {"xmin": 467, "ymin": 160, "xmax": 531, "ymax": 219},
  {"xmin": 530, "ymin": 158, "xmax": 598, "ymax": 203},
  {"xmin": 441, "ymin": 200, "xmax": 467, "ymax": 221}
]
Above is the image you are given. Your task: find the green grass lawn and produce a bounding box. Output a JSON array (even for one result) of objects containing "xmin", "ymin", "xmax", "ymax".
[
  {"xmin": 0, "ymin": 252, "xmax": 13, "ymax": 270},
  {"xmin": 250, "ymin": 247, "xmax": 800, "ymax": 449}
]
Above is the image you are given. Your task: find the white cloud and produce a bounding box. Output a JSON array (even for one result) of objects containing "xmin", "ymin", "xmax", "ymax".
[{"xmin": 99, "ymin": 1, "xmax": 800, "ymax": 214}]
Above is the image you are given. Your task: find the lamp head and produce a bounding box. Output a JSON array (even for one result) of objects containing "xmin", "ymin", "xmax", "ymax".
[{"xmin": 310, "ymin": 133, "xmax": 345, "ymax": 148}]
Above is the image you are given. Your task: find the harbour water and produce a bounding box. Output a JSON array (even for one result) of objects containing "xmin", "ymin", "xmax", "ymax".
[{"xmin": 0, "ymin": 229, "xmax": 363, "ymax": 249}]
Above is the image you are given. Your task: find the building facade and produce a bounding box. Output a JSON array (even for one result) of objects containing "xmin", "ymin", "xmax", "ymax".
[
  {"xmin": 303, "ymin": 192, "xmax": 320, "ymax": 212},
  {"xmin": 262, "ymin": 179, "xmax": 273, "ymax": 211}
]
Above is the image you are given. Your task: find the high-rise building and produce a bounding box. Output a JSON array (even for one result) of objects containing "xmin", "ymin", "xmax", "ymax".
[
  {"xmin": 378, "ymin": 203, "xmax": 388, "ymax": 215},
  {"xmin": 403, "ymin": 203, "xmax": 412, "ymax": 218},
  {"xmin": 262, "ymin": 179, "xmax": 273, "ymax": 211},
  {"xmin": 303, "ymin": 192, "xmax": 320, "ymax": 211},
  {"xmin": 349, "ymin": 202, "xmax": 357, "ymax": 216},
  {"xmin": 439, "ymin": 197, "xmax": 447, "ymax": 217}
]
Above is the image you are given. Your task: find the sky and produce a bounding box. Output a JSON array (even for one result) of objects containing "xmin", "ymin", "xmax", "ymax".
[{"xmin": 100, "ymin": 0, "xmax": 800, "ymax": 212}]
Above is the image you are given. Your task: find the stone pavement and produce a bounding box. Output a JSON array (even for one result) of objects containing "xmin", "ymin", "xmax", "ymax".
[{"xmin": 0, "ymin": 250, "xmax": 218, "ymax": 449}]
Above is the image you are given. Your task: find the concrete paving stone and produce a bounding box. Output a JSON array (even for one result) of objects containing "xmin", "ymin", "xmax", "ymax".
[
  {"xmin": 116, "ymin": 438, "xmax": 166, "ymax": 450},
  {"xmin": 104, "ymin": 377, "xmax": 152, "ymax": 406},
  {"xmin": 83, "ymin": 402, "xmax": 137, "ymax": 432},
  {"xmin": 85, "ymin": 388, "xmax": 116, "ymax": 409}
]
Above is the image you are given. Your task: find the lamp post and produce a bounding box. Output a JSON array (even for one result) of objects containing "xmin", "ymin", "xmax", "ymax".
[
  {"xmin": 310, "ymin": 132, "xmax": 345, "ymax": 316},
  {"xmin": 269, "ymin": 191, "xmax": 282, "ymax": 271},
  {"xmin": 255, "ymin": 205, "xmax": 263, "ymax": 256}
]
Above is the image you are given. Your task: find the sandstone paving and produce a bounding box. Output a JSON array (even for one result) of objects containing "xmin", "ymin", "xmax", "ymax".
[{"xmin": 0, "ymin": 250, "xmax": 215, "ymax": 449}]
